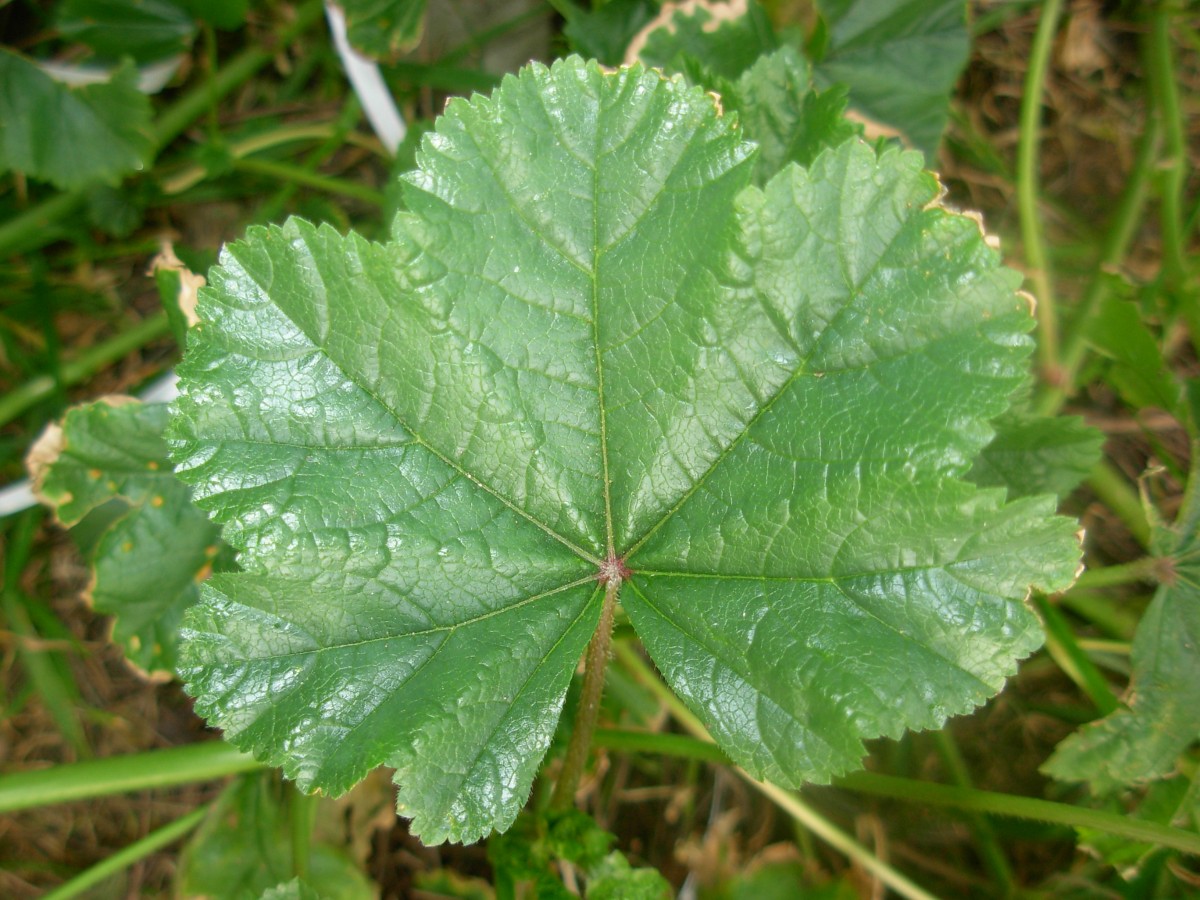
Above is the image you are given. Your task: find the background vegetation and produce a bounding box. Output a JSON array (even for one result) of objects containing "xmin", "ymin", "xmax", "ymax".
[{"xmin": 0, "ymin": 0, "xmax": 1197, "ymax": 896}]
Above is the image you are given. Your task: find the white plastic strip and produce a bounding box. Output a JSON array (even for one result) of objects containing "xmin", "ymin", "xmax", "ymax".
[
  {"xmin": 36, "ymin": 55, "xmax": 184, "ymax": 93},
  {"xmin": 324, "ymin": 2, "xmax": 406, "ymax": 155}
]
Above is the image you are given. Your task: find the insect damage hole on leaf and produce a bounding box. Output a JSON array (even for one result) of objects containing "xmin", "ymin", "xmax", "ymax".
[{"xmin": 168, "ymin": 55, "xmax": 1082, "ymax": 845}]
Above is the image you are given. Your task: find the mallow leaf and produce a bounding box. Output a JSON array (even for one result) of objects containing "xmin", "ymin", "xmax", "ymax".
[
  {"xmin": 1043, "ymin": 438, "xmax": 1200, "ymax": 793},
  {"xmin": 709, "ymin": 45, "xmax": 862, "ymax": 185},
  {"xmin": 968, "ymin": 411, "xmax": 1104, "ymax": 501},
  {"xmin": 0, "ymin": 50, "xmax": 154, "ymax": 189},
  {"xmin": 815, "ymin": 0, "xmax": 971, "ymax": 159},
  {"xmin": 170, "ymin": 57, "xmax": 1081, "ymax": 845},
  {"xmin": 27, "ymin": 398, "xmax": 222, "ymax": 678}
]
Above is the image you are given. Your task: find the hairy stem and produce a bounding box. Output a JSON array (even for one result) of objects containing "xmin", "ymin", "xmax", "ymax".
[
  {"xmin": 1088, "ymin": 460, "xmax": 1153, "ymax": 549},
  {"xmin": 1033, "ymin": 53, "xmax": 1160, "ymax": 414},
  {"xmin": 551, "ymin": 578, "xmax": 618, "ymax": 809},
  {"xmin": 1017, "ymin": 0, "xmax": 1064, "ymax": 382}
]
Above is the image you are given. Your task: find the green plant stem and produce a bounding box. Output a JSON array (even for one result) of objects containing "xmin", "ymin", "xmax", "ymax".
[
  {"xmin": 258, "ymin": 101, "xmax": 365, "ymax": 222},
  {"xmin": 1036, "ymin": 596, "xmax": 1120, "ymax": 715},
  {"xmin": 1059, "ymin": 590, "xmax": 1143, "ymax": 641},
  {"xmin": 1034, "ymin": 88, "xmax": 1160, "ymax": 415},
  {"xmin": 593, "ymin": 727, "xmax": 730, "ymax": 764},
  {"xmin": 1017, "ymin": 0, "xmax": 1064, "ymax": 383},
  {"xmin": 161, "ymin": 123, "xmax": 381, "ymax": 195},
  {"xmin": 0, "ymin": 192, "xmax": 86, "ymax": 258},
  {"xmin": 154, "ymin": 0, "xmax": 324, "ymax": 148},
  {"xmin": 0, "ymin": 741, "xmax": 261, "ymax": 813},
  {"xmin": 932, "ymin": 731, "xmax": 1015, "ymax": 895},
  {"xmin": 2, "ymin": 510, "xmax": 86, "ymax": 752},
  {"xmin": 1088, "ymin": 460, "xmax": 1153, "ymax": 549},
  {"xmin": 42, "ymin": 806, "xmax": 208, "ymax": 900},
  {"xmin": 593, "ymin": 724, "xmax": 1200, "ymax": 859},
  {"xmin": 836, "ymin": 771, "xmax": 1200, "ymax": 857},
  {"xmin": 551, "ymin": 580, "xmax": 618, "ymax": 809},
  {"xmin": 290, "ymin": 786, "xmax": 317, "ymax": 881},
  {"xmin": 232, "ymin": 158, "xmax": 385, "ymax": 206},
  {"xmin": 1148, "ymin": 3, "xmax": 1189, "ymax": 295},
  {"xmin": 755, "ymin": 780, "xmax": 941, "ymax": 900},
  {"xmin": 0, "ymin": 313, "xmax": 171, "ymax": 429},
  {"xmin": 1073, "ymin": 556, "xmax": 1159, "ymax": 589},
  {"xmin": 612, "ymin": 641, "xmax": 939, "ymax": 900},
  {"xmin": 0, "ymin": 0, "xmax": 325, "ymax": 259}
]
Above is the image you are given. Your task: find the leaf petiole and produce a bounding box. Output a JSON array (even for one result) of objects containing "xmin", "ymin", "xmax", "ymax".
[{"xmin": 551, "ymin": 577, "xmax": 619, "ymax": 809}]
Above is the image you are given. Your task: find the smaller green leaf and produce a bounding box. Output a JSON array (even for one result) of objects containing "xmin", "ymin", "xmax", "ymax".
[
  {"xmin": 57, "ymin": 0, "xmax": 196, "ymax": 62},
  {"xmin": 564, "ymin": 0, "xmax": 659, "ymax": 66},
  {"xmin": 1043, "ymin": 441, "xmax": 1200, "ymax": 792},
  {"xmin": 715, "ymin": 45, "xmax": 861, "ymax": 184},
  {"xmin": 637, "ymin": 0, "xmax": 779, "ymax": 81},
  {"xmin": 490, "ymin": 809, "xmax": 670, "ymax": 899},
  {"xmin": 338, "ymin": 0, "xmax": 427, "ymax": 60},
  {"xmin": 178, "ymin": 773, "xmax": 375, "ymax": 900},
  {"xmin": 814, "ymin": 0, "xmax": 969, "ymax": 158},
  {"xmin": 969, "ymin": 411, "xmax": 1104, "ymax": 501},
  {"xmin": 27, "ymin": 398, "xmax": 221, "ymax": 677},
  {"xmin": 586, "ymin": 852, "xmax": 673, "ymax": 900},
  {"xmin": 1086, "ymin": 288, "xmax": 1180, "ymax": 414},
  {"xmin": 0, "ymin": 50, "xmax": 155, "ymax": 189}
]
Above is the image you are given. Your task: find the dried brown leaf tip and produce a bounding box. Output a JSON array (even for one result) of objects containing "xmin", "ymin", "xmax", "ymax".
[{"xmin": 149, "ymin": 240, "xmax": 206, "ymax": 328}]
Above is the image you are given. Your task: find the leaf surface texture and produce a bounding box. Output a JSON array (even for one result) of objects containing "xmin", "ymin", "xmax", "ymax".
[{"xmin": 171, "ymin": 58, "xmax": 1080, "ymax": 843}]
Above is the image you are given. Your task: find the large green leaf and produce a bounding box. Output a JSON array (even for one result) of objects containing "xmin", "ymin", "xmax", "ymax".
[
  {"xmin": 0, "ymin": 50, "xmax": 154, "ymax": 189},
  {"xmin": 815, "ymin": 0, "xmax": 970, "ymax": 158},
  {"xmin": 28, "ymin": 398, "xmax": 222, "ymax": 678},
  {"xmin": 170, "ymin": 57, "xmax": 1080, "ymax": 844},
  {"xmin": 1043, "ymin": 439, "xmax": 1200, "ymax": 793}
]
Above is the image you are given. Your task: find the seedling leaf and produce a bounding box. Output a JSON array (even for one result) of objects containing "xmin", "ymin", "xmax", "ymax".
[
  {"xmin": 0, "ymin": 50, "xmax": 155, "ymax": 189},
  {"xmin": 170, "ymin": 57, "xmax": 1081, "ymax": 844},
  {"xmin": 814, "ymin": 0, "xmax": 970, "ymax": 158},
  {"xmin": 969, "ymin": 411, "xmax": 1104, "ymax": 500},
  {"xmin": 177, "ymin": 773, "xmax": 375, "ymax": 899},
  {"xmin": 57, "ymin": 0, "xmax": 196, "ymax": 62},
  {"xmin": 28, "ymin": 398, "xmax": 221, "ymax": 678},
  {"xmin": 338, "ymin": 0, "xmax": 427, "ymax": 60},
  {"xmin": 1044, "ymin": 444, "xmax": 1200, "ymax": 792}
]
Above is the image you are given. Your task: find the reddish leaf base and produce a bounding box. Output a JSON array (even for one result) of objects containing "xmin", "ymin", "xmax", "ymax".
[{"xmin": 596, "ymin": 552, "xmax": 632, "ymax": 585}]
